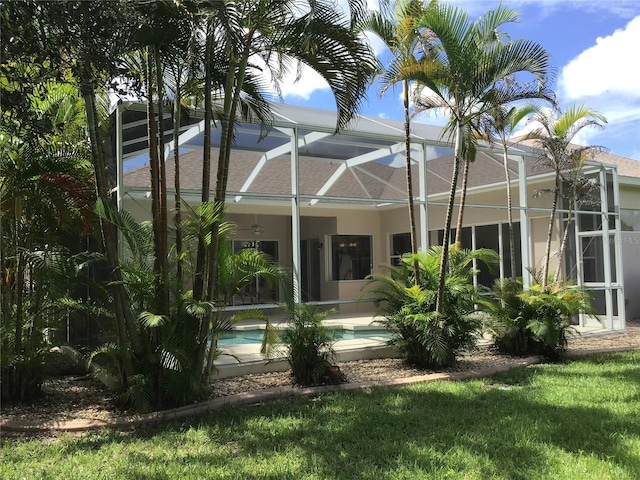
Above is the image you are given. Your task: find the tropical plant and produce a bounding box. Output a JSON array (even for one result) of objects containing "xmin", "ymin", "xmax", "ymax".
[
  {"xmin": 270, "ymin": 304, "xmax": 340, "ymax": 386},
  {"xmin": 86, "ymin": 202, "xmax": 292, "ymax": 410},
  {"xmin": 400, "ymin": 3, "xmax": 553, "ymax": 312},
  {"xmin": 162, "ymin": 26, "xmax": 202, "ymax": 289},
  {"xmin": 481, "ymin": 277, "xmax": 595, "ymax": 360},
  {"xmin": 1, "ymin": 74, "xmax": 100, "ymax": 401},
  {"xmin": 522, "ymin": 104, "xmax": 607, "ymax": 290},
  {"xmin": 364, "ymin": 246, "xmax": 498, "ymax": 368},
  {"xmin": 480, "ymin": 278, "xmax": 533, "ymax": 356}
]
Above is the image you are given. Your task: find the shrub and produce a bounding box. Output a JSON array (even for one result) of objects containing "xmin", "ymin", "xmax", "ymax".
[
  {"xmin": 275, "ymin": 304, "xmax": 341, "ymax": 386},
  {"xmin": 363, "ymin": 246, "xmax": 497, "ymax": 368},
  {"xmin": 481, "ymin": 278, "xmax": 596, "ymax": 360}
]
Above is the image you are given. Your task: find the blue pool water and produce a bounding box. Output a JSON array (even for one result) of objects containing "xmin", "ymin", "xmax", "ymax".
[{"xmin": 217, "ymin": 329, "xmax": 390, "ymax": 345}]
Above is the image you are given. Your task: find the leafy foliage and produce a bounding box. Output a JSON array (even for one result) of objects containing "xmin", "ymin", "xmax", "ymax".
[
  {"xmin": 401, "ymin": 2, "xmax": 553, "ymax": 311},
  {"xmin": 481, "ymin": 278, "xmax": 596, "ymax": 360},
  {"xmin": 523, "ymin": 105, "xmax": 607, "ymax": 289},
  {"xmin": 364, "ymin": 246, "xmax": 497, "ymax": 368},
  {"xmin": 272, "ymin": 304, "xmax": 341, "ymax": 386}
]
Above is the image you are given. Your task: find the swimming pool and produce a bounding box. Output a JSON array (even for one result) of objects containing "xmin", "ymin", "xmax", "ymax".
[{"xmin": 217, "ymin": 328, "xmax": 391, "ymax": 345}]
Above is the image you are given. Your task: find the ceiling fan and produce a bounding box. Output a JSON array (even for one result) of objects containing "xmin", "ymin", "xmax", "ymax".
[{"xmin": 238, "ymin": 214, "xmax": 264, "ymax": 236}]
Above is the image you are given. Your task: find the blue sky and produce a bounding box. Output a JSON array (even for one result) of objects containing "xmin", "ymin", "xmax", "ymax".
[{"xmin": 277, "ymin": 0, "xmax": 640, "ymax": 161}]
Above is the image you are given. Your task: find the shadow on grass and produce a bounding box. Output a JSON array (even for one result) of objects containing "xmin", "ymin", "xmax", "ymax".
[{"xmin": 16, "ymin": 351, "xmax": 640, "ymax": 480}]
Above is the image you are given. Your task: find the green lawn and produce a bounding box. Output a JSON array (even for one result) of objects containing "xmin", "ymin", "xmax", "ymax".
[{"xmin": 3, "ymin": 351, "xmax": 640, "ymax": 480}]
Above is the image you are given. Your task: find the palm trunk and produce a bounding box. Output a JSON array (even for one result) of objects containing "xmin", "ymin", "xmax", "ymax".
[
  {"xmin": 12, "ymin": 197, "xmax": 23, "ymax": 356},
  {"xmin": 196, "ymin": 52, "xmax": 250, "ymax": 375},
  {"xmin": 403, "ymin": 81, "xmax": 420, "ymax": 285},
  {"xmin": 145, "ymin": 48, "xmax": 164, "ymax": 308},
  {"xmin": 154, "ymin": 44, "xmax": 170, "ymax": 313},
  {"xmin": 81, "ymin": 81, "xmax": 143, "ymax": 358},
  {"xmin": 14, "ymin": 252, "xmax": 24, "ymax": 356},
  {"xmin": 454, "ymin": 157, "xmax": 470, "ymax": 247},
  {"xmin": 553, "ymin": 195, "xmax": 575, "ymax": 285},
  {"xmin": 502, "ymin": 146, "xmax": 516, "ymax": 279},
  {"xmin": 541, "ymin": 172, "xmax": 560, "ymax": 291},
  {"xmin": 0, "ymin": 218, "xmax": 8, "ymax": 355},
  {"xmin": 193, "ymin": 27, "xmax": 214, "ymax": 302},
  {"xmin": 436, "ymin": 121, "xmax": 463, "ymax": 313},
  {"xmin": 173, "ymin": 75, "xmax": 183, "ymax": 287}
]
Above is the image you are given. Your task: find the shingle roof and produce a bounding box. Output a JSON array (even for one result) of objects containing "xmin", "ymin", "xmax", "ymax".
[
  {"xmin": 511, "ymin": 138, "xmax": 640, "ymax": 179},
  {"xmin": 122, "ymin": 108, "xmax": 640, "ymax": 201},
  {"xmin": 123, "ymin": 148, "xmax": 529, "ymax": 200}
]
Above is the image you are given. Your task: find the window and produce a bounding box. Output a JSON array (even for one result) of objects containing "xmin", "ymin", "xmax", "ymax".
[
  {"xmin": 390, "ymin": 233, "xmax": 411, "ymax": 265},
  {"xmin": 331, "ymin": 235, "xmax": 372, "ymax": 280},
  {"xmin": 621, "ymin": 209, "xmax": 640, "ymax": 231}
]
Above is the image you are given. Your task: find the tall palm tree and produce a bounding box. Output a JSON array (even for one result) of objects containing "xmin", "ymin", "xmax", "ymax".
[
  {"xmin": 163, "ymin": 38, "xmax": 202, "ymax": 289},
  {"xmin": 131, "ymin": 0, "xmax": 196, "ymax": 314},
  {"xmin": 522, "ymin": 104, "xmax": 607, "ymax": 290},
  {"xmin": 478, "ymin": 103, "xmax": 541, "ymax": 279},
  {"xmin": 190, "ymin": 0, "xmax": 377, "ymax": 370},
  {"xmin": 403, "ymin": 3, "xmax": 553, "ymax": 312},
  {"xmin": 362, "ymin": 0, "xmax": 437, "ymax": 283}
]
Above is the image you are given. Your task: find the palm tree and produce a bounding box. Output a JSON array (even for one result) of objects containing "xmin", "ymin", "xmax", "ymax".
[
  {"xmin": 364, "ymin": 246, "xmax": 498, "ymax": 367},
  {"xmin": 163, "ymin": 37, "xmax": 202, "ymax": 288},
  {"xmin": 522, "ymin": 104, "xmax": 607, "ymax": 290},
  {"xmin": 478, "ymin": 103, "xmax": 541, "ymax": 279},
  {"xmin": 130, "ymin": 0, "xmax": 196, "ymax": 314},
  {"xmin": 1, "ymin": 103, "xmax": 97, "ymax": 400},
  {"xmin": 362, "ymin": 0, "xmax": 437, "ymax": 282},
  {"xmin": 190, "ymin": 0, "xmax": 378, "ymax": 371},
  {"xmin": 402, "ymin": 3, "xmax": 553, "ymax": 312}
]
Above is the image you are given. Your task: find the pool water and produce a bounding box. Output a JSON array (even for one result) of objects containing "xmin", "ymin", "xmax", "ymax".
[{"xmin": 217, "ymin": 329, "xmax": 390, "ymax": 345}]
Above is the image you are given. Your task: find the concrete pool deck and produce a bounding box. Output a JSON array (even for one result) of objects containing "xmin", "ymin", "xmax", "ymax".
[{"xmin": 212, "ymin": 314, "xmax": 612, "ymax": 379}]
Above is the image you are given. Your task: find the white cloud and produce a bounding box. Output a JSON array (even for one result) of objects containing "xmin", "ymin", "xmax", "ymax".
[
  {"xmin": 556, "ymin": 15, "xmax": 640, "ymax": 154},
  {"xmin": 277, "ymin": 64, "xmax": 330, "ymax": 100},
  {"xmin": 560, "ymin": 16, "xmax": 640, "ymax": 99}
]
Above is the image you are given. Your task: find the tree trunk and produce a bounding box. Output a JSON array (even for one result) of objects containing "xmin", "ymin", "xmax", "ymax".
[
  {"xmin": 454, "ymin": 157, "xmax": 470, "ymax": 247},
  {"xmin": 553, "ymin": 196, "xmax": 575, "ymax": 285},
  {"xmin": 436, "ymin": 121, "xmax": 463, "ymax": 313},
  {"xmin": 541, "ymin": 172, "xmax": 560, "ymax": 291},
  {"xmin": 196, "ymin": 52, "xmax": 249, "ymax": 375},
  {"xmin": 14, "ymin": 251, "xmax": 24, "ymax": 356},
  {"xmin": 154, "ymin": 44, "xmax": 170, "ymax": 313},
  {"xmin": 193, "ymin": 28, "xmax": 214, "ymax": 302},
  {"xmin": 502, "ymin": 146, "xmax": 517, "ymax": 279},
  {"xmin": 80, "ymin": 81, "xmax": 143, "ymax": 358},
  {"xmin": 403, "ymin": 80, "xmax": 420, "ymax": 285},
  {"xmin": 173, "ymin": 73, "xmax": 183, "ymax": 287},
  {"xmin": 145, "ymin": 48, "xmax": 164, "ymax": 308}
]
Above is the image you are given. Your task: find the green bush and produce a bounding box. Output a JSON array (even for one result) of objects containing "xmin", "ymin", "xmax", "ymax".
[
  {"xmin": 481, "ymin": 278, "xmax": 595, "ymax": 360},
  {"xmin": 276, "ymin": 304, "xmax": 341, "ymax": 386},
  {"xmin": 363, "ymin": 246, "xmax": 497, "ymax": 368}
]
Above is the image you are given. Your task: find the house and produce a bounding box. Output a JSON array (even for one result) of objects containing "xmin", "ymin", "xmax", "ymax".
[{"xmin": 114, "ymin": 101, "xmax": 640, "ymax": 330}]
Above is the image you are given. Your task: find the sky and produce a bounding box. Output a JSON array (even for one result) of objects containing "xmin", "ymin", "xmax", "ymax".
[{"xmin": 276, "ymin": 0, "xmax": 640, "ymax": 162}]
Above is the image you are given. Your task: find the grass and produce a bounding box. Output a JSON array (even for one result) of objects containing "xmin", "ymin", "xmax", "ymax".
[{"xmin": 2, "ymin": 351, "xmax": 640, "ymax": 479}]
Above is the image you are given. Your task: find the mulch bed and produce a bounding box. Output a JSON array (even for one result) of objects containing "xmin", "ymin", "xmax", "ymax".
[{"xmin": 2, "ymin": 321, "xmax": 639, "ymax": 439}]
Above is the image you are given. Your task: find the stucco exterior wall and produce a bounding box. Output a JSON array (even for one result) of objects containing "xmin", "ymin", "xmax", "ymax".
[{"xmin": 619, "ymin": 184, "xmax": 640, "ymax": 209}]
